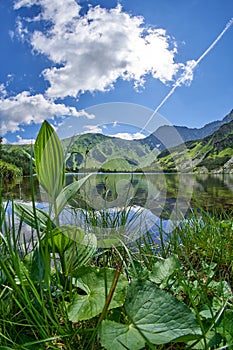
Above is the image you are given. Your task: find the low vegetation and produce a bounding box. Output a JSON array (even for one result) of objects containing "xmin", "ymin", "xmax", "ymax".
[
  {"xmin": 0, "ymin": 145, "xmax": 31, "ymax": 176},
  {"xmin": 0, "ymin": 159, "xmax": 23, "ymax": 180},
  {"xmin": 0, "ymin": 121, "xmax": 232, "ymax": 349}
]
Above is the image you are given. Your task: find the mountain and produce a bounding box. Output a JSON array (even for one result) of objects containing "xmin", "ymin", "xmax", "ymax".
[
  {"xmin": 149, "ymin": 119, "xmax": 233, "ymax": 173},
  {"xmin": 63, "ymin": 110, "xmax": 233, "ymax": 173},
  {"xmin": 1, "ymin": 109, "xmax": 232, "ymax": 174},
  {"xmin": 63, "ymin": 133, "xmax": 159, "ymax": 172},
  {"xmin": 140, "ymin": 109, "xmax": 233, "ymax": 150}
]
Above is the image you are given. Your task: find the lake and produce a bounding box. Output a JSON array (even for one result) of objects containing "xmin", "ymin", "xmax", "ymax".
[
  {"xmin": 3, "ymin": 173, "xmax": 233, "ymax": 213},
  {"xmin": 2, "ymin": 173, "xmax": 232, "ymax": 247}
]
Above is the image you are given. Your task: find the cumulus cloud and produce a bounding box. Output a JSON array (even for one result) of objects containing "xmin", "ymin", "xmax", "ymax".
[
  {"xmin": 0, "ymin": 91, "xmax": 94, "ymax": 135},
  {"xmin": 14, "ymin": 0, "xmax": 183, "ymax": 99},
  {"xmin": 12, "ymin": 135, "xmax": 35, "ymax": 145},
  {"xmin": 83, "ymin": 125, "xmax": 103, "ymax": 134},
  {"xmin": 111, "ymin": 132, "xmax": 145, "ymax": 140}
]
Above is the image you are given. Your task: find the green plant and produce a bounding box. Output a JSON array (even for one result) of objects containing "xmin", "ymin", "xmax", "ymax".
[
  {"xmin": 1, "ymin": 120, "xmax": 233, "ymax": 349},
  {"xmin": 0, "ymin": 160, "xmax": 23, "ymax": 180}
]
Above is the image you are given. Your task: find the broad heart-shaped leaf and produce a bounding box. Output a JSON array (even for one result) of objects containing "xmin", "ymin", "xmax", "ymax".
[
  {"xmin": 55, "ymin": 174, "xmax": 91, "ymax": 215},
  {"xmin": 14, "ymin": 202, "xmax": 55, "ymax": 231},
  {"xmin": 100, "ymin": 321, "xmax": 145, "ymax": 350},
  {"xmin": 67, "ymin": 267, "xmax": 128, "ymax": 322},
  {"xmin": 34, "ymin": 120, "xmax": 65, "ymax": 201},
  {"xmin": 125, "ymin": 280, "xmax": 202, "ymax": 345},
  {"xmin": 100, "ymin": 280, "xmax": 202, "ymax": 349},
  {"xmin": 149, "ymin": 254, "xmax": 181, "ymax": 286}
]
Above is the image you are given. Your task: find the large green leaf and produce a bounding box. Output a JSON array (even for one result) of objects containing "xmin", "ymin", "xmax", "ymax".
[
  {"xmin": 149, "ymin": 254, "xmax": 180, "ymax": 286},
  {"xmin": 34, "ymin": 120, "xmax": 65, "ymax": 200},
  {"xmin": 14, "ymin": 202, "xmax": 55, "ymax": 231},
  {"xmin": 100, "ymin": 280, "xmax": 202, "ymax": 349},
  {"xmin": 100, "ymin": 321, "xmax": 145, "ymax": 350},
  {"xmin": 55, "ymin": 174, "xmax": 90, "ymax": 215},
  {"xmin": 67, "ymin": 267, "xmax": 128, "ymax": 321},
  {"xmin": 42, "ymin": 225, "xmax": 80, "ymax": 254},
  {"xmin": 126, "ymin": 280, "xmax": 202, "ymax": 344}
]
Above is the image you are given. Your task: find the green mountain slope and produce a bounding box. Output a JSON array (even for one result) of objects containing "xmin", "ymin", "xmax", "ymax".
[
  {"xmin": 63, "ymin": 133, "xmax": 159, "ymax": 172},
  {"xmin": 0, "ymin": 144, "xmax": 32, "ymax": 175},
  {"xmin": 1, "ymin": 110, "xmax": 232, "ymax": 174},
  {"xmin": 152, "ymin": 120, "xmax": 233, "ymax": 173}
]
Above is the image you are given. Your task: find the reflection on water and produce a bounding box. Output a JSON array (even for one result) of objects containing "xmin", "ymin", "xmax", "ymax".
[
  {"xmin": 3, "ymin": 173, "xmax": 232, "ymax": 247},
  {"xmin": 3, "ymin": 173, "xmax": 233, "ymax": 216},
  {"xmin": 192, "ymin": 174, "xmax": 233, "ymax": 212}
]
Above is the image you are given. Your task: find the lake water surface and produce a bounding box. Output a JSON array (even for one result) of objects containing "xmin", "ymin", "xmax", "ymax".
[
  {"xmin": 3, "ymin": 173, "xmax": 233, "ymax": 215},
  {"xmin": 3, "ymin": 173, "xmax": 232, "ymax": 246}
]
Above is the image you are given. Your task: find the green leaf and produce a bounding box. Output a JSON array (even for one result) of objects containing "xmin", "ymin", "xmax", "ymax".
[
  {"xmin": 30, "ymin": 247, "xmax": 47, "ymax": 283},
  {"xmin": 43, "ymin": 225, "xmax": 82, "ymax": 254},
  {"xmin": 149, "ymin": 254, "xmax": 180, "ymax": 286},
  {"xmin": 17, "ymin": 148, "xmax": 35, "ymax": 164},
  {"xmin": 100, "ymin": 280, "xmax": 202, "ymax": 349},
  {"xmin": 100, "ymin": 320, "xmax": 145, "ymax": 350},
  {"xmin": 42, "ymin": 225, "xmax": 96, "ymax": 271},
  {"xmin": 14, "ymin": 202, "xmax": 55, "ymax": 231},
  {"xmin": 67, "ymin": 267, "xmax": 128, "ymax": 321},
  {"xmin": 34, "ymin": 120, "xmax": 65, "ymax": 200},
  {"xmin": 217, "ymin": 310, "xmax": 233, "ymax": 345},
  {"xmin": 125, "ymin": 280, "xmax": 202, "ymax": 344},
  {"xmin": 55, "ymin": 174, "xmax": 91, "ymax": 215},
  {"xmin": 64, "ymin": 235, "xmax": 97, "ymax": 270}
]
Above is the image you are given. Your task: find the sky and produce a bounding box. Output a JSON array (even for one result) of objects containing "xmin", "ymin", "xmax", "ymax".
[{"xmin": 0, "ymin": 0, "xmax": 233, "ymax": 144}]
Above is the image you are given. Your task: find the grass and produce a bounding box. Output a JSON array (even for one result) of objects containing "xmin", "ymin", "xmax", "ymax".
[
  {"xmin": 0, "ymin": 189, "xmax": 232, "ymax": 349},
  {"xmin": 0, "ymin": 120, "xmax": 232, "ymax": 349}
]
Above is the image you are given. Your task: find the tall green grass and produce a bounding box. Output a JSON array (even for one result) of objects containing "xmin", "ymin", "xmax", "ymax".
[
  {"xmin": 0, "ymin": 120, "xmax": 232, "ymax": 349},
  {"xmin": 1, "ymin": 193, "xmax": 232, "ymax": 349}
]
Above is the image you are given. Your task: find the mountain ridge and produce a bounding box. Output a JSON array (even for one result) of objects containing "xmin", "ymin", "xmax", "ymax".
[
  {"xmin": 1, "ymin": 109, "xmax": 232, "ymax": 174},
  {"xmin": 152, "ymin": 119, "xmax": 233, "ymax": 173},
  {"xmin": 139, "ymin": 109, "xmax": 233, "ymax": 150}
]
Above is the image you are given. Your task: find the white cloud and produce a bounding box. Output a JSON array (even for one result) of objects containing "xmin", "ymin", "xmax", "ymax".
[
  {"xmin": 14, "ymin": 0, "xmax": 38, "ymax": 9},
  {"xmin": 83, "ymin": 125, "xmax": 103, "ymax": 134},
  {"xmin": 14, "ymin": 1, "xmax": 183, "ymax": 99},
  {"xmin": 12, "ymin": 135, "xmax": 35, "ymax": 145},
  {"xmin": 0, "ymin": 91, "xmax": 94, "ymax": 135},
  {"xmin": 0, "ymin": 84, "xmax": 7, "ymax": 97},
  {"xmin": 175, "ymin": 60, "xmax": 196, "ymax": 87},
  {"xmin": 1, "ymin": 137, "xmax": 8, "ymax": 144},
  {"xmin": 111, "ymin": 132, "xmax": 145, "ymax": 140}
]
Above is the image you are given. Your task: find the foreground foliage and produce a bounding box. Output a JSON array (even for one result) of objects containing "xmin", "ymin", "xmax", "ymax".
[{"xmin": 0, "ymin": 121, "xmax": 232, "ymax": 349}]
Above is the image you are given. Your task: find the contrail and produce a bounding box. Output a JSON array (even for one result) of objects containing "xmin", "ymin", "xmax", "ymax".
[{"xmin": 142, "ymin": 17, "xmax": 233, "ymax": 132}]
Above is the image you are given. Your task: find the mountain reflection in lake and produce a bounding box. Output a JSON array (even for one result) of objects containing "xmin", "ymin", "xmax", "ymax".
[
  {"xmin": 3, "ymin": 173, "xmax": 233, "ymax": 215},
  {"xmin": 2, "ymin": 173, "xmax": 232, "ymax": 247}
]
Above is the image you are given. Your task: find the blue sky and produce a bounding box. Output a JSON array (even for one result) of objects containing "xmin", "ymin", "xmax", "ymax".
[{"xmin": 0, "ymin": 0, "xmax": 232, "ymax": 143}]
